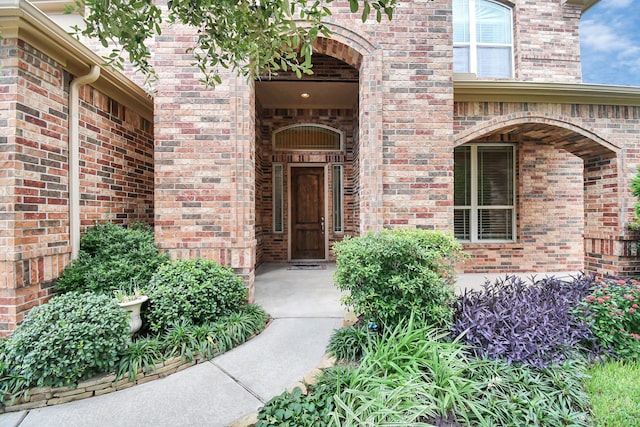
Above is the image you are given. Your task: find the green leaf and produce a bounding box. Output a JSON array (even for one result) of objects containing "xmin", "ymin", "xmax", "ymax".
[{"xmin": 362, "ymin": 1, "xmax": 371, "ymax": 22}]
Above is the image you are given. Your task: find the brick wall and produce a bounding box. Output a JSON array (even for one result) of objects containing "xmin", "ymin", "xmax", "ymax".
[
  {"xmin": 77, "ymin": 88, "xmax": 154, "ymax": 225},
  {"xmin": 513, "ymin": 1, "xmax": 583, "ymax": 82},
  {"xmin": 152, "ymin": 13, "xmax": 257, "ymax": 294},
  {"xmin": 457, "ymin": 141, "xmax": 584, "ymax": 273},
  {"xmin": 0, "ymin": 37, "xmax": 154, "ymax": 334},
  {"xmin": 454, "ymin": 100, "xmax": 640, "ymax": 275}
]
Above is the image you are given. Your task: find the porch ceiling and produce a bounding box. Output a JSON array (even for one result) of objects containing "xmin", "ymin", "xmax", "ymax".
[
  {"xmin": 255, "ymin": 81, "xmax": 358, "ymax": 109},
  {"xmin": 482, "ymin": 123, "xmax": 616, "ymax": 159}
]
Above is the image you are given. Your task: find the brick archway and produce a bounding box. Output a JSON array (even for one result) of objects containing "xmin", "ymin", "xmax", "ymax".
[
  {"xmin": 312, "ymin": 30, "xmax": 384, "ymax": 233},
  {"xmin": 454, "ymin": 114, "xmax": 630, "ymax": 276}
]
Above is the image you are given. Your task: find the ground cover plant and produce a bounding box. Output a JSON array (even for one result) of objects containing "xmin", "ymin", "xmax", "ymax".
[
  {"xmin": 333, "ymin": 229, "xmax": 464, "ymax": 330},
  {"xmin": 256, "ymin": 385, "xmax": 335, "ymax": 427},
  {"xmin": 115, "ymin": 304, "xmax": 269, "ymax": 381},
  {"xmin": 326, "ymin": 323, "xmax": 372, "ymax": 362},
  {"xmin": 451, "ymin": 274, "xmax": 596, "ymax": 368}
]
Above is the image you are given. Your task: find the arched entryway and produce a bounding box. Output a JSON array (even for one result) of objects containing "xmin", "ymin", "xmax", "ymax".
[
  {"xmin": 454, "ymin": 115, "xmax": 626, "ymax": 276},
  {"xmin": 254, "ymin": 36, "xmax": 381, "ymax": 265}
]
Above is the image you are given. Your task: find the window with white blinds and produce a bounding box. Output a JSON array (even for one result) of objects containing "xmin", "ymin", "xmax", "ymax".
[
  {"xmin": 454, "ymin": 144, "xmax": 515, "ymax": 242},
  {"xmin": 453, "ymin": 0, "xmax": 513, "ymax": 78},
  {"xmin": 273, "ymin": 164, "xmax": 284, "ymax": 233}
]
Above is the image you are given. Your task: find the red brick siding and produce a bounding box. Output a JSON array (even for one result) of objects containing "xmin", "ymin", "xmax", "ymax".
[
  {"xmin": 513, "ymin": 1, "xmax": 583, "ymax": 82},
  {"xmin": 152, "ymin": 19, "xmax": 257, "ymax": 291},
  {"xmin": 457, "ymin": 142, "xmax": 584, "ymax": 273},
  {"xmin": 0, "ymin": 38, "xmax": 154, "ymax": 335},
  {"xmin": 77, "ymin": 87, "xmax": 154, "ymax": 225}
]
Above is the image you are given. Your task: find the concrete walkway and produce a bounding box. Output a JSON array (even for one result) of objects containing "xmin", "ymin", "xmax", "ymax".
[{"xmin": 0, "ymin": 263, "xmax": 345, "ymax": 427}]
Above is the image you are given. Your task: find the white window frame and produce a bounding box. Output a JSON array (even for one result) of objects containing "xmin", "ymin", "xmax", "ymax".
[
  {"xmin": 454, "ymin": 0, "xmax": 514, "ymax": 78},
  {"xmin": 454, "ymin": 143, "xmax": 516, "ymax": 243}
]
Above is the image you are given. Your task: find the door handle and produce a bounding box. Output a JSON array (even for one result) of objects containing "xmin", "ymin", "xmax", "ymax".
[{"xmin": 320, "ymin": 216, "xmax": 325, "ymax": 234}]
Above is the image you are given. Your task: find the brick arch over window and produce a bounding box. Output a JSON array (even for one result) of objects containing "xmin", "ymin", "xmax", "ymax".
[
  {"xmin": 454, "ymin": 114, "xmax": 619, "ymax": 159},
  {"xmin": 454, "ymin": 113, "xmax": 629, "ymax": 276},
  {"xmin": 309, "ymin": 30, "xmax": 384, "ymax": 232}
]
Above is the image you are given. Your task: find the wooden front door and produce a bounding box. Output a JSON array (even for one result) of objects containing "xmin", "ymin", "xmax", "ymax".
[{"xmin": 291, "ymin": 167, "xmax": 325, "ymax": 260}]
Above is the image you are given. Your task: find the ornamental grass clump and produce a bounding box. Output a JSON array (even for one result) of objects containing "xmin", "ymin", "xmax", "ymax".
[
  {"xmin": 326, "ymin": 324, "xmax": 373, "ymax": 362},
  {"xmin": 451, "ymin": 274, "xmax": 595, "ymax": 368},
  {"xmin": 333, "ymin": 229, "xmax": 464, "ymax": 330},
  {"xmin": 579, "ymin": 277, "xmax": 640, "ymax": 360}
]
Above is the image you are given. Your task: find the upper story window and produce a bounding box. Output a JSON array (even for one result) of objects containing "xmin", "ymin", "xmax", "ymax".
[{"xmin": 454, "ymin": 0, "xmax": 513, "ymax": 78}]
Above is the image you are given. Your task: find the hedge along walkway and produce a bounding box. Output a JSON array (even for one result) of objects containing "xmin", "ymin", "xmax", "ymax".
[{"xmin": 0, "ymin": 264, "xmax": 346, "ymax": 427}]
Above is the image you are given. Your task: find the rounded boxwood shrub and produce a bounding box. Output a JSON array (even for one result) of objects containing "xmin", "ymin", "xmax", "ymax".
[
  {"xmin": 55, "ymin": 222, "xmax": 169, "ymax": 295},
  {"xmin": 145, "ymin": 259, "xmax": 248, "ymax": 333},
  {"xmin": 2, "ymin": 292, "xmax": 130, "ymax": 389},
  {"xmin": 333, "ymin": 229, "xmax": 464, "ymax": 329}
]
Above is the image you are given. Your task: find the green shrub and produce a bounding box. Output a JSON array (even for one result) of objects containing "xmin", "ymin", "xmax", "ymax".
[
  {"xmin": 333, "ymin": 229, "xmax": 464, "ymax": 329},
  {"xmin": 326, "ymin": 324, "xmax": 372, "ymax": 362},
  {"xmin": 2, "ymin": 292, "xmax": 130, "ymax": 389},
  {"xmin": 630, "ymin": 166, "xmax": 640, "ymax": 231},
  {"xmin": 256, "ymin": 386, "xmax": 335, "ymax": 427},
  {"xmin": 55, "ymin": 222, "xmax": 168, "ymax": 295},
  {"xmin": 145, "ymin": 258, "xmax": 248, "ymax": 332},
  {"xmin": 579, "ymin": 277, "xmax": 640, "ymax": 361}
]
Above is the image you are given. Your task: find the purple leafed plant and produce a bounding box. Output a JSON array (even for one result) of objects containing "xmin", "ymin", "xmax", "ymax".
[{"xmin": 451, "ymin": 274, "xmax": 596, "ymax": 368}]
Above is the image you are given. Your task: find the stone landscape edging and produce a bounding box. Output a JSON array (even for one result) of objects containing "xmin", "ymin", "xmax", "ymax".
[
  {"xmin": 0, "ymin": 355, "xmax": 203, "ymax": 413},
  {"xmin": 0, "ymin": 318, "xmax": 273, "ymax": 414}
]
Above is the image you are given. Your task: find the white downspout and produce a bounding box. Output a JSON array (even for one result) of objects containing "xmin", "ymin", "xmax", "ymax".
[{"xmin": 69, "ymin": 65, "xmax": 100, "ymax": 259}]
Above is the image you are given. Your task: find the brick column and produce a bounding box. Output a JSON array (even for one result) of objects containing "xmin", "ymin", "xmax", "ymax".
[{"xmin": 153, "ymin": 23, "xmax": 257, "ymax": 295}]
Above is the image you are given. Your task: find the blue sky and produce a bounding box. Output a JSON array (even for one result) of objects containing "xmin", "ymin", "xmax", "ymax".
[{"xmin": 580, "ymin": 0, "xmax": 640, "ymax": 86}]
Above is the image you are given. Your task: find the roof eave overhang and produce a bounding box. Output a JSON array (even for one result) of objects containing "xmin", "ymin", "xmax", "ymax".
[
  {"xmin": 0, "ymin": 0, "xmax": 153, "ymax": 121},
  {"xmin": 563, "ymin": 0, "xmax": 600, "ymax": 13},
  {"xmin": 454, "ymin": 79, "xmax": 640, "ymax": 107}
]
